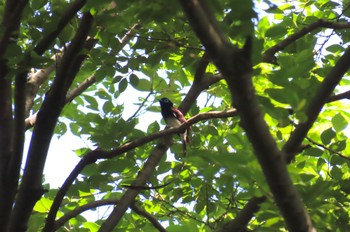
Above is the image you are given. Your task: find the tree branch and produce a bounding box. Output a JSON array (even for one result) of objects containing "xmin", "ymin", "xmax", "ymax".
[
  {"xmin": 25, "ymin": 65, "xmax": 56, "ymax": 118},
  {"xmin": 34, "ymin": 0, "xmax": 87, "ymax": 55},
  {"xmin": 54, "ymin": 199, "xmax": 166, "ymax": 232},
  {"xmin": 44, "ymin": 109, "xmax": 237, "ymax": 232},
  {"xmin": 99, "ymin": 51, "xmax": 226, "ymax": 230},
  {"xmin": 283, "ymin": 46, "xmax": 350, "ymax": 162},
  {"xmin": 0, "ymin": 0, "xmax": 28, "ymax": 58},
  {"xmin": 8, "ymin": 12, "xmax": 93, "ymax": 232},
  {"xmin": 1, "ymin": 70, "xmax": 28, "ymax": 228},
  {"xmin": 130, "ymin": 202, "xmax": 167, "ymax": 232},
  {"xmin": 0, "ymin": 0, "xmax": 28, "ymax": 230},
  {"xmin": 306, "ymin": 137, "xmax": 350, "ymax": 161},
  {"xmin": 326, "ymin": 90, "xmax": 350, "ymax": 103},
  {"xmin": 178, "ymin": 0, "xmax": 315, "ymax": 231},
  {"xmin": 220, "ymin": 196, "xmax": 267, "ymax": 232},
  {"xmin": 25, "ymin": 24, "xmax": 141, "ymax": 130},
  {"xmin": 262, "ymin": 19, "xmax": 350, "ymax": 64}
]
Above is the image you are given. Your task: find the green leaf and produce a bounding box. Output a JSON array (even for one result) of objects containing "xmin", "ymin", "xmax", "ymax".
[
  {"xmin": 34, "ymin": 198, "xmax": 52, "ymax": 213},
  {"xmin": 332, "ymin": 113, "xmax": 347, "ymax": 132},
  {"xmin": 132, "ymin": 79, "xmax": 152, "ymax": 92},
  {"xmin": 304, "ymin": 147, "xmax": 323, "ymax": 157},
  {"xmin": 84, "ymin": 95, "xmax": 99, "ymax": 110},
  {"xmin": 320, "ymin": 128, "xmax": 336, "ymax": 145},
  {"xmin": 129, "ymin": 73, "xmax": 139, "ymax": 87},
  {"xmin": 147, "ymin": 121, "xmax": 160, "ymax": 134},
  {"xmin": 103, "ymin": 101, "xmax": 114, "ymax": 114},
  {"xmin": 330, "ymin": 166, "xmax": 343, "ymax": 179},
  {"xmin": 265, "ymin": 25, "xmax": 287, "ymax": 37},
  {"xmin": 326, "ymin": 44, "xmax": 345, "ymax": 53},
  {"xmin": 83, "ymin": 222, "xmax": 99, "ymax": 231},
  {"xmin": 118, "ymin": 78, "xmax": 128, "ymax": 93}
]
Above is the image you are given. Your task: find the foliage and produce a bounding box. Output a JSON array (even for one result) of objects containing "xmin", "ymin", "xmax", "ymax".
[{"xmin": 1, "ymin": 0, "xmax": 350, "ymax": 231}]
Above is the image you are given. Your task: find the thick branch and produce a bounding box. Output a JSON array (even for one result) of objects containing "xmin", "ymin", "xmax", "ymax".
[
  {"xmin": 0, "ymin": 0, "xmax": 28, "ymax": 58},
  {"xmin": 8, "ymin": 12, "xmax": 93, "ymax": 232},
  {"xmin": 1, "ymin": 70, "xmax": 28, "ymax": 228},
  {"xmin": 220, "ymin": 196, "xmax": 267, "ymax": 232},
  {"xmin": 25, "ymin": 64, "xmax": 56, "ymax": 118},
  {"xmin": 0, "ymin": 1, "xmax": 28, "ymax": 230},
  {"xmin": 0, "ymin": 70, "xmax": 14, "ymax": 230},
  {"xmin": 178, "ymin": 0, "xmax": 314, "ymax": 231},
  {"xmin": 34, "ymin": 0, "xmax": 87, "ymax": 55},
  {"xmin": 283, "ymin": 46, "xmax": 350, "ymax": 162}
]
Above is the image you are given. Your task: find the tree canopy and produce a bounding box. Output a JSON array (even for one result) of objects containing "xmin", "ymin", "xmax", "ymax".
[{"xmin": 1, "ymin": 0, "xmax": 350, "ymax": 231}]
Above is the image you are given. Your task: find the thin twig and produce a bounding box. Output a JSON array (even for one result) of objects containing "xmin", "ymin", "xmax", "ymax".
[{"xmin": 306, "ymin": 137, "xmax": 350, "ymax": 161}]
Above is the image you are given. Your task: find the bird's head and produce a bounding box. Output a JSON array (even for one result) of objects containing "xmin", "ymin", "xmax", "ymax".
[{"xmin": 158, "ymin": 98, "xmax": 173, "ymax": 108}]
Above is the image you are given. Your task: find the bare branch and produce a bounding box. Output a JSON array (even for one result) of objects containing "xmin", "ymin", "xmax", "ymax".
[
  {"xmin": 25, "ymin": 64, "xmax": 56, "ymax": 118},
  {"xmin": 194, "ymin": 52, "xmax": 210, "ymax": 84},
  {"xmin": 2, "ymin": 70, "xmax": 28, "ymax": 227},
  {"xmin": 126, "ymin": 90, "xmax": 154, "ymax": 122},
  {"xmin": 120, "ymin": 24, "xmax": 141, "ymax": 47},
  {"xmin": 326, "ymin": 90, "xmax": 350, "ymax": 103}
]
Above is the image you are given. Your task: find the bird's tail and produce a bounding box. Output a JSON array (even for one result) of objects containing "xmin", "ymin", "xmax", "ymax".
[
  {"xmin": 182, "ymin": 140, "xmax": 187, "ymax": 156},
  {"xmin": 181, "ymin": 130, "xmax": 190, "ymax": 156}
]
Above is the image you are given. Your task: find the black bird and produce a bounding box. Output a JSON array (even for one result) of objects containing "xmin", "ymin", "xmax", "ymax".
[{"xmin": 158, "ymin": 98, "xmax": 189, "ymax": 155}]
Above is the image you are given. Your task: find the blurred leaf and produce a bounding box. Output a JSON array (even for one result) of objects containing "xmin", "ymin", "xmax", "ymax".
[
  {"xmin": 321, "ymin": 128, "xmax": 336, "ymax": 145},
  {"xmin": 332, "ymin": 113, "xmax": 347, "ymax": 132}
]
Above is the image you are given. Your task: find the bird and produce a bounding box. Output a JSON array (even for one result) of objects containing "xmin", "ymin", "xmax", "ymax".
[{"xmin": 158, "ymin": 97, "xmax": 189, "ymax": 155}]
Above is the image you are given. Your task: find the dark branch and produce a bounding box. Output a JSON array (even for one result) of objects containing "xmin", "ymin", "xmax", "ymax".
[
  {"xmin": 220, "ymin": 196, "xmax": 267, "ymax": 232},
  {"xmin": 262, "ymin": 19, "xmax": 350, "ymax": 64},
  {"xmin": 54, "ymin": 199, "xmax": 166, "ymax": 232},
  {"xmin": 326, "ymin": 90, "xmax": 350, "ymax": 103},
  {"xmin": 121, "ymin": 180, "xmax": 173, "ymax": 190},
  {"xmin": 46, "ymin": 109, "xmax": 236, "ymax": 231},
  {"xmin": 0, "ymin": 1, "xmax": 29, "ymax": 229},
  {"xmin": 283, "ymin": 46, "xmax": 350, "ymax": 162},
  {"xmin": 178, "ymin": 0, "xmax": 314, "ymax": 231},
  {"xmin": 34, "ymin": 0, "xmax": 87, "ymax": 55},
  {"xmin": 130, "ymin": 203, "xmax": 167, "ymax": 232},
  {"xmin": 306, "ymin": 137, "xmax": 350, "ymax": 161},
  {"xmin": 8, "ymin": 12, "xmax": 93, "ymax": 232},
  {"xmin": 2, "ymin": 70, "xmax": 28, "ymax": 225}
]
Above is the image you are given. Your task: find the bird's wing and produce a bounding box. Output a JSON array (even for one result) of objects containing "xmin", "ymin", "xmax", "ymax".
[{"xmin": 171, "ymin": 107, "xmax": 187, "ymax": 123}]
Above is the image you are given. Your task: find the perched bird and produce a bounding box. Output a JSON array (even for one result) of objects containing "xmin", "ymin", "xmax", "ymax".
[{"xmin": 158, "ymin": 97, "xmax": 189, "ymax": 155}]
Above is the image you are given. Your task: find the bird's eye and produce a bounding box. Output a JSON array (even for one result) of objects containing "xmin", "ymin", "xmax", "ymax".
[{"xmin": 164, "ymin": 99, "xmax": 169, "ymax": 102}]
